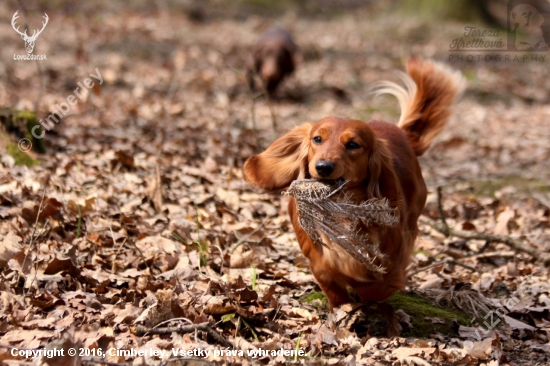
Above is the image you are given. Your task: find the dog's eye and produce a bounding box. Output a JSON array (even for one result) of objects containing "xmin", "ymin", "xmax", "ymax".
[
  {"xmin": 312, "ymin": 136, "xmax": 322, "ymax": 145},
  {"xmin": 345, "ymin": 141, "xmax": 361, "ymax": 150}
]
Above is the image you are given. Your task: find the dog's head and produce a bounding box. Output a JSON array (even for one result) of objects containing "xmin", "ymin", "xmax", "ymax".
[
  {"xmin": 251, "ymin": 28, "xmax": 296, "ymax": 93},
  {"xmin": 255, "ymin": 40, "xmax": 295, "ymax": 93},
  {"xmin": 243, "ymin": 117, "xmax": 395, "ymax": 198}
]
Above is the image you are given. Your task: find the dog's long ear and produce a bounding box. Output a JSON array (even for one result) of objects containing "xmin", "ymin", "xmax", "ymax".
[
  {"xmin": 367, "ymin": 139, "xmax": 400, "ymax": 204},
  {"xmin": 244, "ymin": 123, "xmax": 312, "ymax": 192}
]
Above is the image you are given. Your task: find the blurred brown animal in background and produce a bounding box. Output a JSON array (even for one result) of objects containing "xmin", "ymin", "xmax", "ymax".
[{"xmin": 247, "ymin": 28, "xmax": 297, "ymax": 95}]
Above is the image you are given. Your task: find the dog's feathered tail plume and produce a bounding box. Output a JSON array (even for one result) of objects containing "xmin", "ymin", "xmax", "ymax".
[{"xmin": 374, "ymin": 58, "xmax": 466, "ymax": 156}]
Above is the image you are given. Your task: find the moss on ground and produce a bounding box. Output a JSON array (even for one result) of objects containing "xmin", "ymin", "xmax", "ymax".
[
  {"xmin": 356, "ymin": 292, "xmax": 470, "ymax": 337},
  {"xmin": 0, "ymin": 109, "xmax": 46, "ymax": 161},
  {"xmin": 15, "ymin": 110, "xmax": 46, "ymax": 154},
  {"xmin": 6, "ymin": 141, "xmax": 38, "ymax": 167},
  {"xmin": 388, "ymin": 292, "xmax": 470, "ymax": 337},
  {"xmin": 300, "ymin": 290, "xmax": 470, "ymax": 337},
  {"xmin": 0, "ymin": 127, "xmax": 38, "ymax": 167},
  {"xmin": 301, "ymin": 291, "xmax": 329, "ymax": 309},
  {"xmin": 412, "ymin": 249, "xmax": 430, "ymax": 257}
]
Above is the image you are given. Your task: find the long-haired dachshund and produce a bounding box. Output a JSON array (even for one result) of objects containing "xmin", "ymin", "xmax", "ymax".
[
  {"xmin": 246, "ymin": 28, "xmax": 297, "ymax": 95},
  {"xmin": 243, "ymin": 58, "xmax": 465, "ymax": 333}
]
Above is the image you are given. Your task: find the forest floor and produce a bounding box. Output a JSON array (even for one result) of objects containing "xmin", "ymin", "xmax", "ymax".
[{"xmin": 1, "ymin": 1, "xmax": 550, "ymax": 365}]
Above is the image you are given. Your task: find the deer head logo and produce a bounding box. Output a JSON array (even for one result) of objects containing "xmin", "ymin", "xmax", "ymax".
[{"xmin": 12, "ymin": 11, "xmax": 49, "ymax": 54}]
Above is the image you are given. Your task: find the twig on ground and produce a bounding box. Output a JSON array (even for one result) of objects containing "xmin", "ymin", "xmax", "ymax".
[
  {"xmin": 450, "ymin": 259, "xmax": 481, "ymax": 273},
  {"xmin": 18, "ymin": 189, "xmax": 47, "ymax": 296},
  {"xmin": 409, "ymin": 259, "xmax": 451, "ymax": 277},
  {"xmin": 467, "ymin": 251, "xmax": 516, "ymax": 260},
  {"xmin": 28, "ymin": 189, "xmax": 47, "ymax": 248},
  {"xmin": 436, "ymin": 186, "xmax": 450, "ymax": 236},
  {"xmin": 81, "ymin": 358, "xmax": 129, "ymax": 366},
  {"xmin": 136, "ymin": 322, "xmax": 232, "ymax": 348},
  {"xmin": 477, "ymin": 239, "xmax": 491, "ymax": 254},
  {"xmin": 248, "ymin": 90, "xmax": 261, "ymax": 153},
  {"xmin": 259, "ymin": 82, "xmax": 277, "ymax": 131},
  {"xmin": 229, "ymin": 221, "xmax": 265, "ymax": 254},
  {"xmin": 249, "ymin": 68, "xmax": 277, "ymax": 131},
  {"xmin": 149, "ymin": 163, "xmax": 163, "ymax": 212},
  {"xmin": 425, "ymin": 180, "xmax": 538, "ymax": 261},
  {"xmin": 129, "ymin": 238, "xmax": 153, "ymax": 276},
  {"xmin": 26, "ymin": 218, "xmax": 50, "ymax": 294},
  {"xmin": 419, "ymin": 215, "xmax": 549, "ymax": 263},
  {"xmin": 417, "ymin": 285, "xmax": 493, "ymax": 319},
  {"xmin": 151, "ymin": 317, "xmax": 193, "ymax": 330},
  {"xmin": 235, "ymin": 316, "xmax": 241, "ymax": 338},
  {"xmin": 532, "ymin": 192, "xmax": 550, "ymax": 210},
  {"xmin": 409, "ymin": 258, "xmax": 480, "ymax": 277}
]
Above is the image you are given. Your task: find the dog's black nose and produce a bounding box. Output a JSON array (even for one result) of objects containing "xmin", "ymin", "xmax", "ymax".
[{"xmin": 315, "ymin": 160, "xmax": 335, "ymax": 177}]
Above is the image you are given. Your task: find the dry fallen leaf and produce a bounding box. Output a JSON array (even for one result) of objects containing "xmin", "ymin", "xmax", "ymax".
[
  {"xmin": 36, "ymin": 336, "xmax": 82, "ymax": 366},
  {"xmin": 399, "ymin": 356, "xmax": 432, "ymax": 366},
  {"xmin": 0, "ymin": 232, "xmax": 23, "ymax": 267},
  {"xmin": 392, "ymin": 346, "xmax": 436, "ymax": 359},
  {"xmin": 202, "ymin": 295, "xmax": 236, "ymax": 315},
  {"xmin": 494, "ymin": 207, "xmax": 515, "ymax": 235},
  {"xmin": 291, "ymin": 307, "xmax": 318, "ymax": 321},
  {"xmin": 463, "ymin": 338, "xmax": 493, "ymax": 361}
]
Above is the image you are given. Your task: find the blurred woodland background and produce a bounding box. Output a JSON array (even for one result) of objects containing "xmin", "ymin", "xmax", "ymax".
[{"xmin": 0, "ymin": 0, "xmax": 550, "ymax": 365}]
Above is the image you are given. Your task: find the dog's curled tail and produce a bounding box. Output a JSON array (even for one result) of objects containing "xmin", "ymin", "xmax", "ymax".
[{"xmin": 374, "ymin": 58, "xmax": 466, "ymax": 156}]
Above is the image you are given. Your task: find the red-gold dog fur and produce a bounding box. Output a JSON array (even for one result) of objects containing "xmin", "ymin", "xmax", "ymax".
[{"xmin": 244, "ymin": 58, "xmax": 465, "ymax": 316}]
